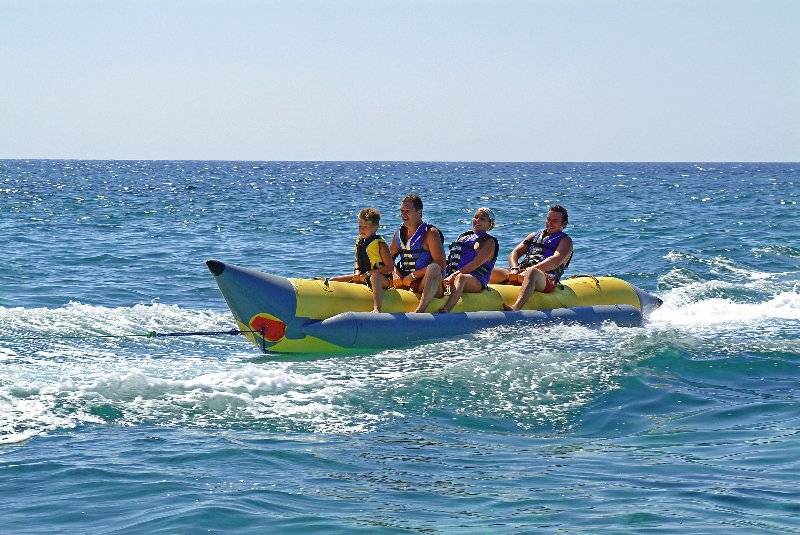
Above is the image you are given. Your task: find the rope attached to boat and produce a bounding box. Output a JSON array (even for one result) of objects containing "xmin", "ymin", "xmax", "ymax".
[{"xmin": 0, "ymin": 327, "xmax": 267, "ymax": 351}]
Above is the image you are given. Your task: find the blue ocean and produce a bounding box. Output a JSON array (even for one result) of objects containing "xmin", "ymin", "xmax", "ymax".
[{"xmin": 1, "ymin": 160, "xmax": 798, "ymax": 533}]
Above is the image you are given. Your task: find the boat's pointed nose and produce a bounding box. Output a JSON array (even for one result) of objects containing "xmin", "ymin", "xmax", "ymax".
[
  {"xmin": 206, "ymin": 260, "xmax": 300, "ymax": 351},
  {"xmin": 206, "ymin": 259, "xmax": 225, "ymax": 276}
]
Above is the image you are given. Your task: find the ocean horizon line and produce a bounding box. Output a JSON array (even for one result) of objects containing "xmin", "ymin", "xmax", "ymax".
[{"xmin": 2, "ymin": 158, "xmax": 798, "ymax": 164}]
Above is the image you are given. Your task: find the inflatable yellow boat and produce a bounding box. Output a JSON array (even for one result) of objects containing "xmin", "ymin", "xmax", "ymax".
[{"xmin": 206, "ymin": 260, "xmax": 662, "ymax": 354}]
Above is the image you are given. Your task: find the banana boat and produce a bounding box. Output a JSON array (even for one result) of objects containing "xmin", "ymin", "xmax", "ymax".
[{"xmin": 206, "ymin": 260, "xmax": 662, "ymax": 354}]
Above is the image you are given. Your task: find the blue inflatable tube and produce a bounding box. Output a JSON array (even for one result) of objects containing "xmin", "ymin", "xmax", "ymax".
[{"xmin": 303, "ymin": 305, "xmax": 642, "ymax": 350}]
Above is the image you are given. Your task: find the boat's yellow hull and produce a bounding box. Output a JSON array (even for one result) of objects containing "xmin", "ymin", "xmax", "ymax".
[{"xmin": 206, "ymin": 260, "xmax": 659, "ymax": 354}]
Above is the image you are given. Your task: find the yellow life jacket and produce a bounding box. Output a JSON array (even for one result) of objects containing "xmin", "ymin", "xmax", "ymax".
[{"xmin": 355, "ymin": 234, "xmax": 387, "ymax": 274}]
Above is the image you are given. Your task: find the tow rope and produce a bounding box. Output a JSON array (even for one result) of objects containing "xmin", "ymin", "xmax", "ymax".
[{"xmin": 1, "ymin": 328, "xmax": 268, "ymax": 352}]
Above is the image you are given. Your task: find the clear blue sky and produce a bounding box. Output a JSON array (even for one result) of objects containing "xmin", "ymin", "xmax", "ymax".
[{"xmin": 2, "ymin": 0, "xmax": 798, "ymax": 161}]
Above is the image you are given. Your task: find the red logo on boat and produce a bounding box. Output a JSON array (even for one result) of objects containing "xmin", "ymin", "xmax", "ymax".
[{"xmin": 249, "ymin": 314, "xmax": 286, "ymax": 342}]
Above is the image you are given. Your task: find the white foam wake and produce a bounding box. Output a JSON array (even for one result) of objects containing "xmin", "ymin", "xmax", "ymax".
[
  {"xmin": 3, "ymin": 280, "xmax": 799, "ymax": 444},
  {"xmin": 0, "ymin": 301, "xmax": 233, "ymax": 337},
  {"xmin": 650, "ymin": 276, "xmax": 800, "ymax": 328},
  {"xmin": 0, "ymin": 364, "xmax": 374, "ymax": 444}
]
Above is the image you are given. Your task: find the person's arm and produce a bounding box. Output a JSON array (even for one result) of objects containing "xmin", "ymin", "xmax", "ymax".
[
  {"xmin": 425, "ymin": 227, "xmax": 446, "ymax": 270},
  {"xmin": 388, "ymin": 230, "xmax": 400, "ymax": 258},
  {"xmin": 455, "ymin": 237, "xmax": 496, "ymax": 275},
  {"xmin": 508, "ymin": 233, "xmax": 535, "ymax": 269},
  {"xmin": 377, "ymin": 242, "xmax": 394, "ymax": 275},
  {"xmin": 533, "ymin": 235, "xmax": 572, "ymax": 273}
]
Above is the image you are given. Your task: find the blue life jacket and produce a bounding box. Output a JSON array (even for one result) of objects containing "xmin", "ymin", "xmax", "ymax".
[
  {"xmin": 519, "ymin": 230, "xmax": 572, "ymax": 283},
  {"xmin": 393, "ymin": 222, "xmax": 444, "ymax": 276},
  {"xmin": 445, "ymin": 230, "xmax": 499, "ymax": 287}
]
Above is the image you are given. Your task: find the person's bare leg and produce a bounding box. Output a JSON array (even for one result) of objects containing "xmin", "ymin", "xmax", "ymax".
[
  {"xmin": 510, "ymin": 268, "xmax": 546, "ymax": 311},
  {"xmin": 490, "ymin": 267, "xmax": 509, "ymax": 284},
  {"xmin": 370, "ymin": 271, "xmax": 384, "ymax": 312},
  {"xmin": 439, "ymin": 274, "xmax": 482, "ymax": 313},
  {"xmin": 414, "ymin": 263, "xmax": 442, "ymax": 313}
]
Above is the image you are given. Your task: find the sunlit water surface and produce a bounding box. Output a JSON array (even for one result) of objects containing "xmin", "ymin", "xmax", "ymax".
[{"xmin": 1, "ymin": 161, "xmax": 799, "ymax": 532}]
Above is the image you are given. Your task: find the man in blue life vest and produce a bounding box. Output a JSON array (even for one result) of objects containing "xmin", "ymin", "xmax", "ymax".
[
  {"xmin": 491, "ymin": 204, "xmax": 573, "ymax": 311},
  {"xmin": 390, "ymin": 194, "xmax": 446, "ymax": 313}
]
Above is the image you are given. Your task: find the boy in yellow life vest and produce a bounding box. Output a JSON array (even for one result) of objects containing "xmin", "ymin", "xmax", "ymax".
[{"xmin": 330, "ymin": 208, "xmax": 394, "ymax": 312}]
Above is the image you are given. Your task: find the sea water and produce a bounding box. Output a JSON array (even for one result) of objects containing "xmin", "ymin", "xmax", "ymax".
[{"xmin": 1, "ymin": 160, "xmax": 798, "ymax": 533}]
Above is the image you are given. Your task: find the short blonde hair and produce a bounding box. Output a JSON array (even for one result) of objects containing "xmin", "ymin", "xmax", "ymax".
[{"xmin": 358, "ymin": 207, "xmax": 381, "ymax": 227}]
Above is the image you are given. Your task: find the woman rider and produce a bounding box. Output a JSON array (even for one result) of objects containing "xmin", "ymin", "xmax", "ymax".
[{"xmin": 438, "ymin": 207, "xmax": 499, "ymax": 313}]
